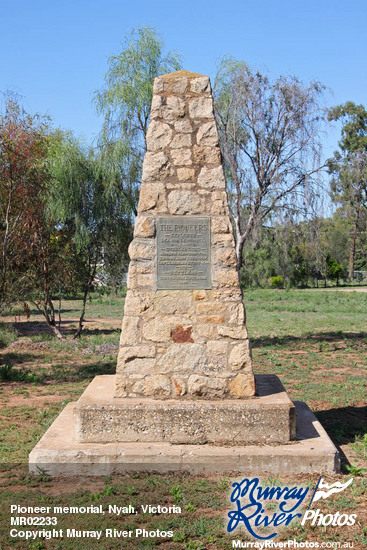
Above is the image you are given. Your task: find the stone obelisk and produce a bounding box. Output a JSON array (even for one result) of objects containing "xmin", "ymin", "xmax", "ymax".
[
  {"xmin": 29, "ymin": 70, "xmax": 339, "ymax": 475},
  {"xmin": 115, "ymin": 70, "xmax": 255, "ymax": 400}
]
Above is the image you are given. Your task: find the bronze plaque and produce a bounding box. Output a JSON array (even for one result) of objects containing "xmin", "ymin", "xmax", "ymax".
[{"xmin": 157, "ymin": 217, "xmax": 211, "ymax": 289}]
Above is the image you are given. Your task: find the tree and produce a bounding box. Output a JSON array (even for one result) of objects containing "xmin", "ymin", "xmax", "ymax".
[
  {"xmin": 0, "ymin": 96, "xmax": 51, "ymax": 310},
  {"xmin": 326, "ymin": 254, "xmax": 345, "ymax": 286},
  {"xmin": 47, "ymin": 134, "xmax": 133, "ymax": 337},
  {"xmin": 328, "ymin": 102, "xmax": 367, "ymax": 278},
  {"xmin": 94, "ymin": 26, "xmax": 182, "ymax": 215},
  {"xmin": 213, "ymin": 57, "xmax": 326, "ymax": 269},
  {"xmin": 0, "ymin": 97, "xmax": 77, "ymax": 337}
]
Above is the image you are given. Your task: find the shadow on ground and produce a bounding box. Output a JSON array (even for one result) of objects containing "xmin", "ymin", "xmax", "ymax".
[
  {"xmin": 13, "ymin": 321, "xmax": 119, "ymax": 338},
  {"xmin": 315, "ymin": 405, "xmax": 366, "ymax": 445},
  {"xmin": 252, "ymin": 331, "xmax": 367, "ymax": 349},
  {"xmin": 0, "ymin": 352, "xmax": 36, "ymax": 365}
]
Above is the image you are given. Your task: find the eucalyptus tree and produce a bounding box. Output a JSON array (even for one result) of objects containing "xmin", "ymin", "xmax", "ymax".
[
  {"xmin": 328, "ymin": 102, "xmax": 367, "ymax": 278},
  {"xmin": 213, "ymin": 57, "xmax": 326, "ymax": 269},
  {"xmin": 0, "ymin": 96, "xmax": 49, "ymax": 310},
  {"xmin": 94, "ymin": 26, "xmax": 182, "ymax": 215}
]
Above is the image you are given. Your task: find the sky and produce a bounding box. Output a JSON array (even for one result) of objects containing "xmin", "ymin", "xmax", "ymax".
[{"xmin": 1, "ymin": 0, "xmax": 366, "ymax": 160}]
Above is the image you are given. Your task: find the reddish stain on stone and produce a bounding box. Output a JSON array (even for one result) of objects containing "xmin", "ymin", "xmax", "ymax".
[
  {"xmin": 174, "ymin": 379, "xmax": 182, "ymax": 396},
  {"xmin": 171, "ymin": 325, "xmax": 194, "ymax": 343}
]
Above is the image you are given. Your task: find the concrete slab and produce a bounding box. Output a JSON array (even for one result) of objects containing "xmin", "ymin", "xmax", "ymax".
[
  {"xmin": 74, "ymin": 375, "xmax": 295, "ymax": 445},
  {"xmin": 29, "ymin": 400, "xmax": 340, "ymax": 476}
]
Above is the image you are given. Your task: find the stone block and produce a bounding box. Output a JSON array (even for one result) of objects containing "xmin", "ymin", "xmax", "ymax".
[
  {"xmin": 218, "ymin": 325, "xmax": 248, "ymax": 339},
  {"xmin": 228, "ymin": 342, "xmax": 252, "ymax": 370},
  {"xmin": 189, "ymin": 97, "xmax": 213, "ymax": 118},
  {"xmin": 206, "ymin": 341, "xmax": 228, "ymax": 355},
  {"xmin": 193, "ymin": 146, "xmax": 221, "ymax": 165},
  {"xmin": 153, "ymin": 290, "xmax": 193, "ymax": 314},
  {"xmin": 174, "ymin": 119, "xmax": 192, "ymax": 133},
  {"xmin": 214, "ymin": 247, "xmax": 237, "ymax": 267},
  {"xmin": 188, "ymin": 374, "xmax": 227, "ymax": 397},
  {"xmin": 168, "ymin": 190, "xmax": 202, "ymax": 214},
  {"xmin": 151, "ymin": 95, "xmax": 185, "ymax": 120},
  {"xmin": 142, "ymin": 318, "xmax": 171, "ymax": 342},
  {"xmin": 173, "ymin": 377, "xmax": 186, "ymax": 396},
  {"xmin": 172, "ymin": 77, "xmax": 188, "ymax": 94},
  {"xmin": 144, "ymin": 375, "xmax": 171, "ymax": 396},
  {"xmin": 190, "ymin": 76, "xmax": 210, "ymax": 93},
  {"xmin": 119, "ymin": 316, "xmax": 140, "ymax": 346},
  {"xmin": 196, "ymin": 121, "xmax": 218, "ymax": 146},
  {"xmin": 118, "ymin": 345, "xmax": 156, "ymax": 362},
  {"xmin": 138, "ymin": 183, "xmax": 167, "ymax": 213},
  {"xmin": 122, "ymin": 358, "xmax": 156, "ymax": 375},
  {"xmin": 123, "ymin": 290, "xmax": 153, "ymax": 316},
  {"xmin": 127, "ymin": 269, "xmax": 153, "ymax": 290},
  {"xmin": 230, "ymin": 373, "xmax": 256, "ymax": 397},
  {"xmin": 170, "ymin": 147, "xmax": 192, "ymax": 166},
  {"xmin": 193, "ymin": 290, "xmax": 206, "ymax": 300},
  {"xmin": 171, "ymin": 133, "xmax": 192, "ymax": 148},
  {"xmin": 142, "ymin": 152, "xmax": 172, "ymax": 182},
  {"xmin": 211, "ymin": 216, "xmax": 231, "ymax": 234},
  {"xmin": 133, "ymin": 216, "xmax": 156, "ymax": 238},
  {"xmin": 128, "ymin": 238, "xmax": 154, "ymax": 260},
  {"xmin": 157, "ymin": 344, "xmax": 208, "ymax": 374},
  {"xmin": 198, "ymin": 166, "xmax": 226, "ymax": 188},
  {"xmin": 146, "ymin": 121, "xmax": 173, "ymax": 151},
  {"xmin": 177, "ymin": 167, "xmax": 195, "ymax": 181},
  {"xmin": 29, "ymin": 399, "xmax": 340, "ymax": 475},
  {"xmin": 214, "ymin": 269, "xmax": 239, "ymax": 287},
  {"xmin": 73, "ymin": 375, "xmax": 295, "ymax": 445}
]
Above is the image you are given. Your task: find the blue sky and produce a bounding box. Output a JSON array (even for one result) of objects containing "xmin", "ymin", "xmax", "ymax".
[{"xmin": 1, "ymin": 0, "xmax": 366, "ymax": 159}]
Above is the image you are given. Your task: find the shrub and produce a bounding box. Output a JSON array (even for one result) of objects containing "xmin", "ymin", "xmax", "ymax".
[
  {"xmin": 0, "ymin": 323, "xmax": 17, "ymax": 349},
  {"xmin": 270, "ymin": 276, "xmax": 284, "ymax": 289}
]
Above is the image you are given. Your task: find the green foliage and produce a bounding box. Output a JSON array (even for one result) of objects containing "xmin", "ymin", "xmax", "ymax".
[
  {"xmin": 328, "ymin": 101, "xmax": 367, "ymax": 277},
  {"xmin": 328, "ymin": 101, "xmax": 367, "ymax": 153},
  {"xmin": 326, "ymin": 254, "xmax": 345, "ymax": 284},
  {"xmin": 169, "ymin": 485, "xmax": 184, "ymax": 504},
  {"xmin": 270, "ymin": 276, "xmax": 283, "ymax": 289},
  {"xmin": 95, "ymin": 26, "xmax": 182, "ymax": 215},
  {"xmin": 240, "ymin": 209, "xmax": 363, "ymax": 288},
  {"xmin": 345, "ymin": 462, "xmax": 367, "ymax": 476},
  {"xmin": 0, "ymin": 322, "xmax": 17, "ymax": 349},
  {"xmin": 0, "ymin": 363, "xmax": 43, "ymax": 383},
  {"xmin": 0, "ymin": 95, "xmax": 55, "ymax": 311},
  {"xmin": 47, "ymin": 133, "xmax": 133, "ymax": 335}
]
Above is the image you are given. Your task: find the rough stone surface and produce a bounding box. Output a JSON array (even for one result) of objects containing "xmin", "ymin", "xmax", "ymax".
[
  {"xmin": 230, "ymin": 373, "xmax": 256, "ymax": 397},
  {"xmin": 116, "ymin": 70, "xmax": 254, "ymax": 399},
  {"xmin": 74, "ymin": 375, "xmax": 296, "ymax": 445},
  {"xmin": 29, "ymin": 397, "xmax": 340, "ymax": 475}
]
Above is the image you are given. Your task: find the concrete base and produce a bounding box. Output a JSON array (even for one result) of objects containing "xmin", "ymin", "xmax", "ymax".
[
  {"xmin": 74, "ymin": 375, "xmax": 295, "ymax": 445},
  {"xmin": 29, "ymin": 376, "xmax": 340, "ymax": 475}
]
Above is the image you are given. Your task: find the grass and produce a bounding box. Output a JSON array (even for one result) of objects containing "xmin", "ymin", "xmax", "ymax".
[{"xmin": 0, "ymin": 290, "xmax": 366, "ymax": 549}]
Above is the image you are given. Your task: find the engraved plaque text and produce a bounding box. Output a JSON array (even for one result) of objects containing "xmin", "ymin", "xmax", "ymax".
[{"xmin": 157, "ymin": 217, "xmax": 211, "ymax": 289}]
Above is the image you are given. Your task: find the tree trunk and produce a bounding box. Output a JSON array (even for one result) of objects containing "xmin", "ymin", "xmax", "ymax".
[
  {"xmin": 0, "ymin": 185, "xmax": 13, "ymax": 306},
  {"xmin": 73, "ymin": 259, "xmax": 98, "ymax": 339},
  {"xmin": 73, "ymin": 284, "xmax": 90, "ymax": 339},
  {"xmin": 348, "ymin": 205, "xmax": 360, "ymax": 279},
  {"xmin": 58, "ymin": 286, "xmax": 62, "ymax": 330},
  {"xmin": 35, "ymin": 297, "xmax": 64, "ymax": 340}
]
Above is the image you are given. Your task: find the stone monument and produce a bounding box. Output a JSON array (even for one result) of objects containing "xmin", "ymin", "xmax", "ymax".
[
  {"xmin": 116, "ymin": 70, "xmax": 254, "ymax": 401},
  {"xmin": 29, "ymin": 71, "xmax": 340, "ymax": 474}
]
